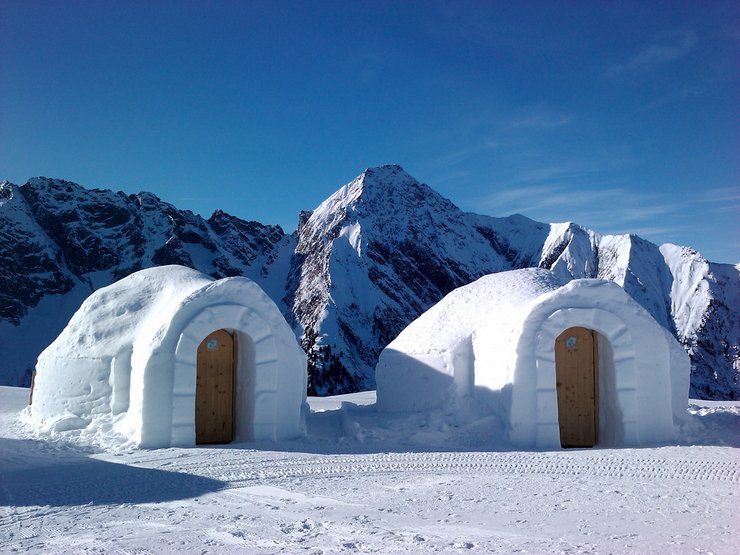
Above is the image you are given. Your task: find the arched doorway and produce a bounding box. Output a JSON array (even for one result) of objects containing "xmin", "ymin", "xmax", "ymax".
[
  {"xmin": 555, "ymin": 326, "xmax": 598, "ymax": 447},
  {"xmin": 195, "ymin": 329, "xmax": 236, "ymax": 444}
]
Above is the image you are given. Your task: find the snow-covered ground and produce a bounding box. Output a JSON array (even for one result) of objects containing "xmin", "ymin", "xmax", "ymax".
[{"xmin": 1, "ymin": 385, "xmax": 738, "ymax": 553}]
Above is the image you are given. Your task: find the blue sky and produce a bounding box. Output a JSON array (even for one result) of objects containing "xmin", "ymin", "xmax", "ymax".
[{"xmin": 1, "ymin": 1, "xmax": 738, "ymax": 262}]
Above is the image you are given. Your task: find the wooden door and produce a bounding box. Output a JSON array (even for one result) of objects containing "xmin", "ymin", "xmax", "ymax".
[
  {"xmin": 195, "ymin": 329, "xmax": 235, "ymax": 444},
  {"xmin": 555, "ymin": 326, "xmax": 598, "ymax": 448}
]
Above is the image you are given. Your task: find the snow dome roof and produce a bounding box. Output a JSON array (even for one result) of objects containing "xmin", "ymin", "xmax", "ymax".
[
  {"xmin": 28, "ymin": 265, "xmax": 307, "ymax": 448},
  {"xmin": 387, "ymin": 268, "xmax": 568, "ymax": 355},
  {"xmin": 37, "ymin": 264, "xmax": 294, "ymax": 365},
  {"xmin": 39, "ymin": 265, "xmax": 215, "ymax": 361}
]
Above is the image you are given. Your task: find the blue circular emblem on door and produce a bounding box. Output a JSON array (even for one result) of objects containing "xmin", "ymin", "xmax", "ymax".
[
  {"xmin": 207, "ymin": 338, "xmax": 218, "ymax": 350},
  {"xmin": 565, "ymin": 336, "xmax": 577, "ymax": 348}
]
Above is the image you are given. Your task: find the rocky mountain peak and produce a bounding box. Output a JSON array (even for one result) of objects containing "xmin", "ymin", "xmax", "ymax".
[
  {"xmin": 304, "ymin": 165, "xmax": 460, "ymax": 247},
  {"xmin": 355, "ymin": 164, "xmax": 442, "ymax": 206},
  {"xmin": 317, "ymin": 165, "xmax": 435, "ymax": 211},
  {"xmin": 24, "ymin": 176, "xmax": 88, "ymax": 197},
  {"xmin": 359, "ymin": 164, "xmax": 410, "ymax": 188}
]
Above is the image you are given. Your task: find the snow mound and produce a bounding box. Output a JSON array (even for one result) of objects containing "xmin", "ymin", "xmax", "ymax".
[
  {"xmin": 26, "ymin": 265, "xmax": 307, "ymax": 448},
  {"xmin": 376, "ymin": 268, "xmax": 690, "ymax": 448}
]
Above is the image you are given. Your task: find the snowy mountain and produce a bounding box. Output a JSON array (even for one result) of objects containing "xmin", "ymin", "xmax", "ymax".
[
  {"xmin": 0, "ymin": 177, "xmax": 294, "ymax": 386},
  {"xmin": 286, "ymin": 165, "xmax": 738, "ymax": 399},
  {"xmin": 1, "ymin": 167, "xmax": 737, "ymax": 399}
]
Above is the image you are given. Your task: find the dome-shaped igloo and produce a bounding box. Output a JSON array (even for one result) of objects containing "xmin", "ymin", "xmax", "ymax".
[
  {"xmin": 27, "ymin": 265, "xmax": 307, "ymax": 448},
  {"xmin": 376, "ymin": 268, "xmax": 689, "ymax": 448}
]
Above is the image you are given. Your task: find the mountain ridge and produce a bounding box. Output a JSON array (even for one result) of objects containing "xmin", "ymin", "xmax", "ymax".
[
  {"xmin": 286, "ymin": 165, "xmax": 737, "ymax": 398},
  {"xmin": 1, "ymin": 166, "xmax": 737, "ymax": 399}
]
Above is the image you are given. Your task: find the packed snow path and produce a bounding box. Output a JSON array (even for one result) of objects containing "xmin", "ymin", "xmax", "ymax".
[
  {"xmin": 124, "ymin": 449, "xmax": 740, "ymax": 486},
  {"xmin": 1, "ymin": 387, "xmax": 738, "ymax": 553}
]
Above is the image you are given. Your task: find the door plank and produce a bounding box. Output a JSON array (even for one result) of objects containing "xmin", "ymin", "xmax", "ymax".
[
  {"xmin": 195, "ymin": 329, "xmax": 235, "ymax": 444},
  {"xmin": 555, "ymin": 327, "xmax": 598, "ymax": 447}
]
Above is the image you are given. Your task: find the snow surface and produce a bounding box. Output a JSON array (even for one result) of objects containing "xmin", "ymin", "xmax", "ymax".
[
  {"xmin": 377, "ymin": 268, "xmax": 690, "ymax": 448},
  {"xmin": 26, "ymin": 265, "xmax": 307, "ymax": 448},
  {"xmin": 1, "ymin": 385, "xmax": 739, "ymax": 553}
]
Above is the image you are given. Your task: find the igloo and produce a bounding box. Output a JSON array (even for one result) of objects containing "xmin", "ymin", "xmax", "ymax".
[
  {"xmin": 27, "ymin": 265, "xmax": 307, "ymax": 448},
  {"xmin": 376, "ymin": 268, "xmax": 690, "ymax": 448}
]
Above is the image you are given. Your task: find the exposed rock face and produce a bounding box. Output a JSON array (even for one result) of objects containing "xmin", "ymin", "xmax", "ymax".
[
  {"xmin": 0, "ymin": 177, "xmax": 292, "ymax": 386},
  {"xmin": 0, "ymin": 180, "xmax": 76, "ymax": 327},
  {"xmin": 659, "ymin": 244, "xmax": 739, "ymax": 399},
  {"xmin": 287, "ymin": 165, "xmax": 530, "ymax": 393},
  {"xmin": 1, "ymin": 167, "xmax": 737, "ymax": 399},
  {"xmin": 285, "ymin": 166, "xmax": 737, "ymax": 399}
]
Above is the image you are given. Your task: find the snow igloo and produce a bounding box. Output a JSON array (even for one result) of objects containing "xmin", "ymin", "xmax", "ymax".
[
  {"xmin": 376, "ymin": 268, "xmax": 690, "ymax": 448},
  {"xmin": 27, "ymin": 265, "xmax": 307, "ymax": 448}
]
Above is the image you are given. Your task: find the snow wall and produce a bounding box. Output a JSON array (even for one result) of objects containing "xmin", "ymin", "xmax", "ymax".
[
  {"xmin": 26, "ymin": 265, "xmax": 307, "ymax": 448},
  {"xmin": 376, "ymin": 268, "xmax": 690, "ymax": 448}
]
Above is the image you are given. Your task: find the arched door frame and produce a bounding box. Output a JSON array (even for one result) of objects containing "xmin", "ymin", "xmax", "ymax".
[
  {"xmin": 167, "ymin": 303, "xmax": 281, "ymax": 446},
  {"xmin": 511, "ymin": 307, "xmax": 639, "ymax": 448}
]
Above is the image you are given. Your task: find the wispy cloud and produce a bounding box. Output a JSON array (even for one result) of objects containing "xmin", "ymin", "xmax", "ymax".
[
  {"xmin": 698, "ymin": 186, "xmax": 740, "ymax": 203},
  {"xmin": 421, "ymin": 104, "xmax": 574, "ymax": 176},
  {"xmin": 482, "ymin": 184, "xmax": 631, "ymax": 216},
  {"xmin": 478, "ymin": 181, "xmax": 690, "ymax": 240},
  {"xmin": 434, "ymin": 168, "xmax": 474, "ymax": 184},
  {"xmin": 708, "ymin": 203, "xmax": 740, "ymax": 214},
  {"xmin": 425, "ymin": 138, "xmax": 500, "ymax": 169},
  {"xmin": 507, "ymin": 113, "xmax": 572, "ymax": 129},
  {"xmin": 607, "ymin": 225, "xmax": 686, "ymax": 237},
  {"xmin": 506, "ymin": 105, "xmax": 573, "ymax": 129},
  {"xmin": 607, "ymin": 30, "xmax": 698, "ymax": 77},
  {"xmin": 678, "ymin": 186, "xmax": 740, "ymax": 214},
  {"xmin": 485, "ymin": 183, "xmax": 563, "ymax": 206}
]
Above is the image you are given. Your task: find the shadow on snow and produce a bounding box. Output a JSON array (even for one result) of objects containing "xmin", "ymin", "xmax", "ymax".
[{"xmin": 0, "ymin": 438, "xmax": 226, "ymax": 507}]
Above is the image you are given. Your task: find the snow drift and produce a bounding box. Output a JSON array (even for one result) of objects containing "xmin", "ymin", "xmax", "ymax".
[
  {"xmin": 376, "ymin": 268, "xmax": 690, "ymax": 448},
  {"xmin": 27, "ymin": 265, "xmax": 307, "ymax": 448}
]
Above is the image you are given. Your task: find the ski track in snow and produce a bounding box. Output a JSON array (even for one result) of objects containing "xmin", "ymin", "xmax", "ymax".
[
  {"xmin": 1, "ymin": 387, "xmax": 739, "ymax": 554},
  {"xmin": 139, "ymin": 450, "xmax": 740, "ymax": 486}
]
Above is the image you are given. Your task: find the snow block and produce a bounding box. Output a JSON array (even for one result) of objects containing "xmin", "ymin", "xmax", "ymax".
[
  {"xmin": 376, "ymin": 268, "xmax": 689, "ymax": 449},
  {"xmin": 26, "ymin": 265, "xmax": 307, "ymax": 448}
]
